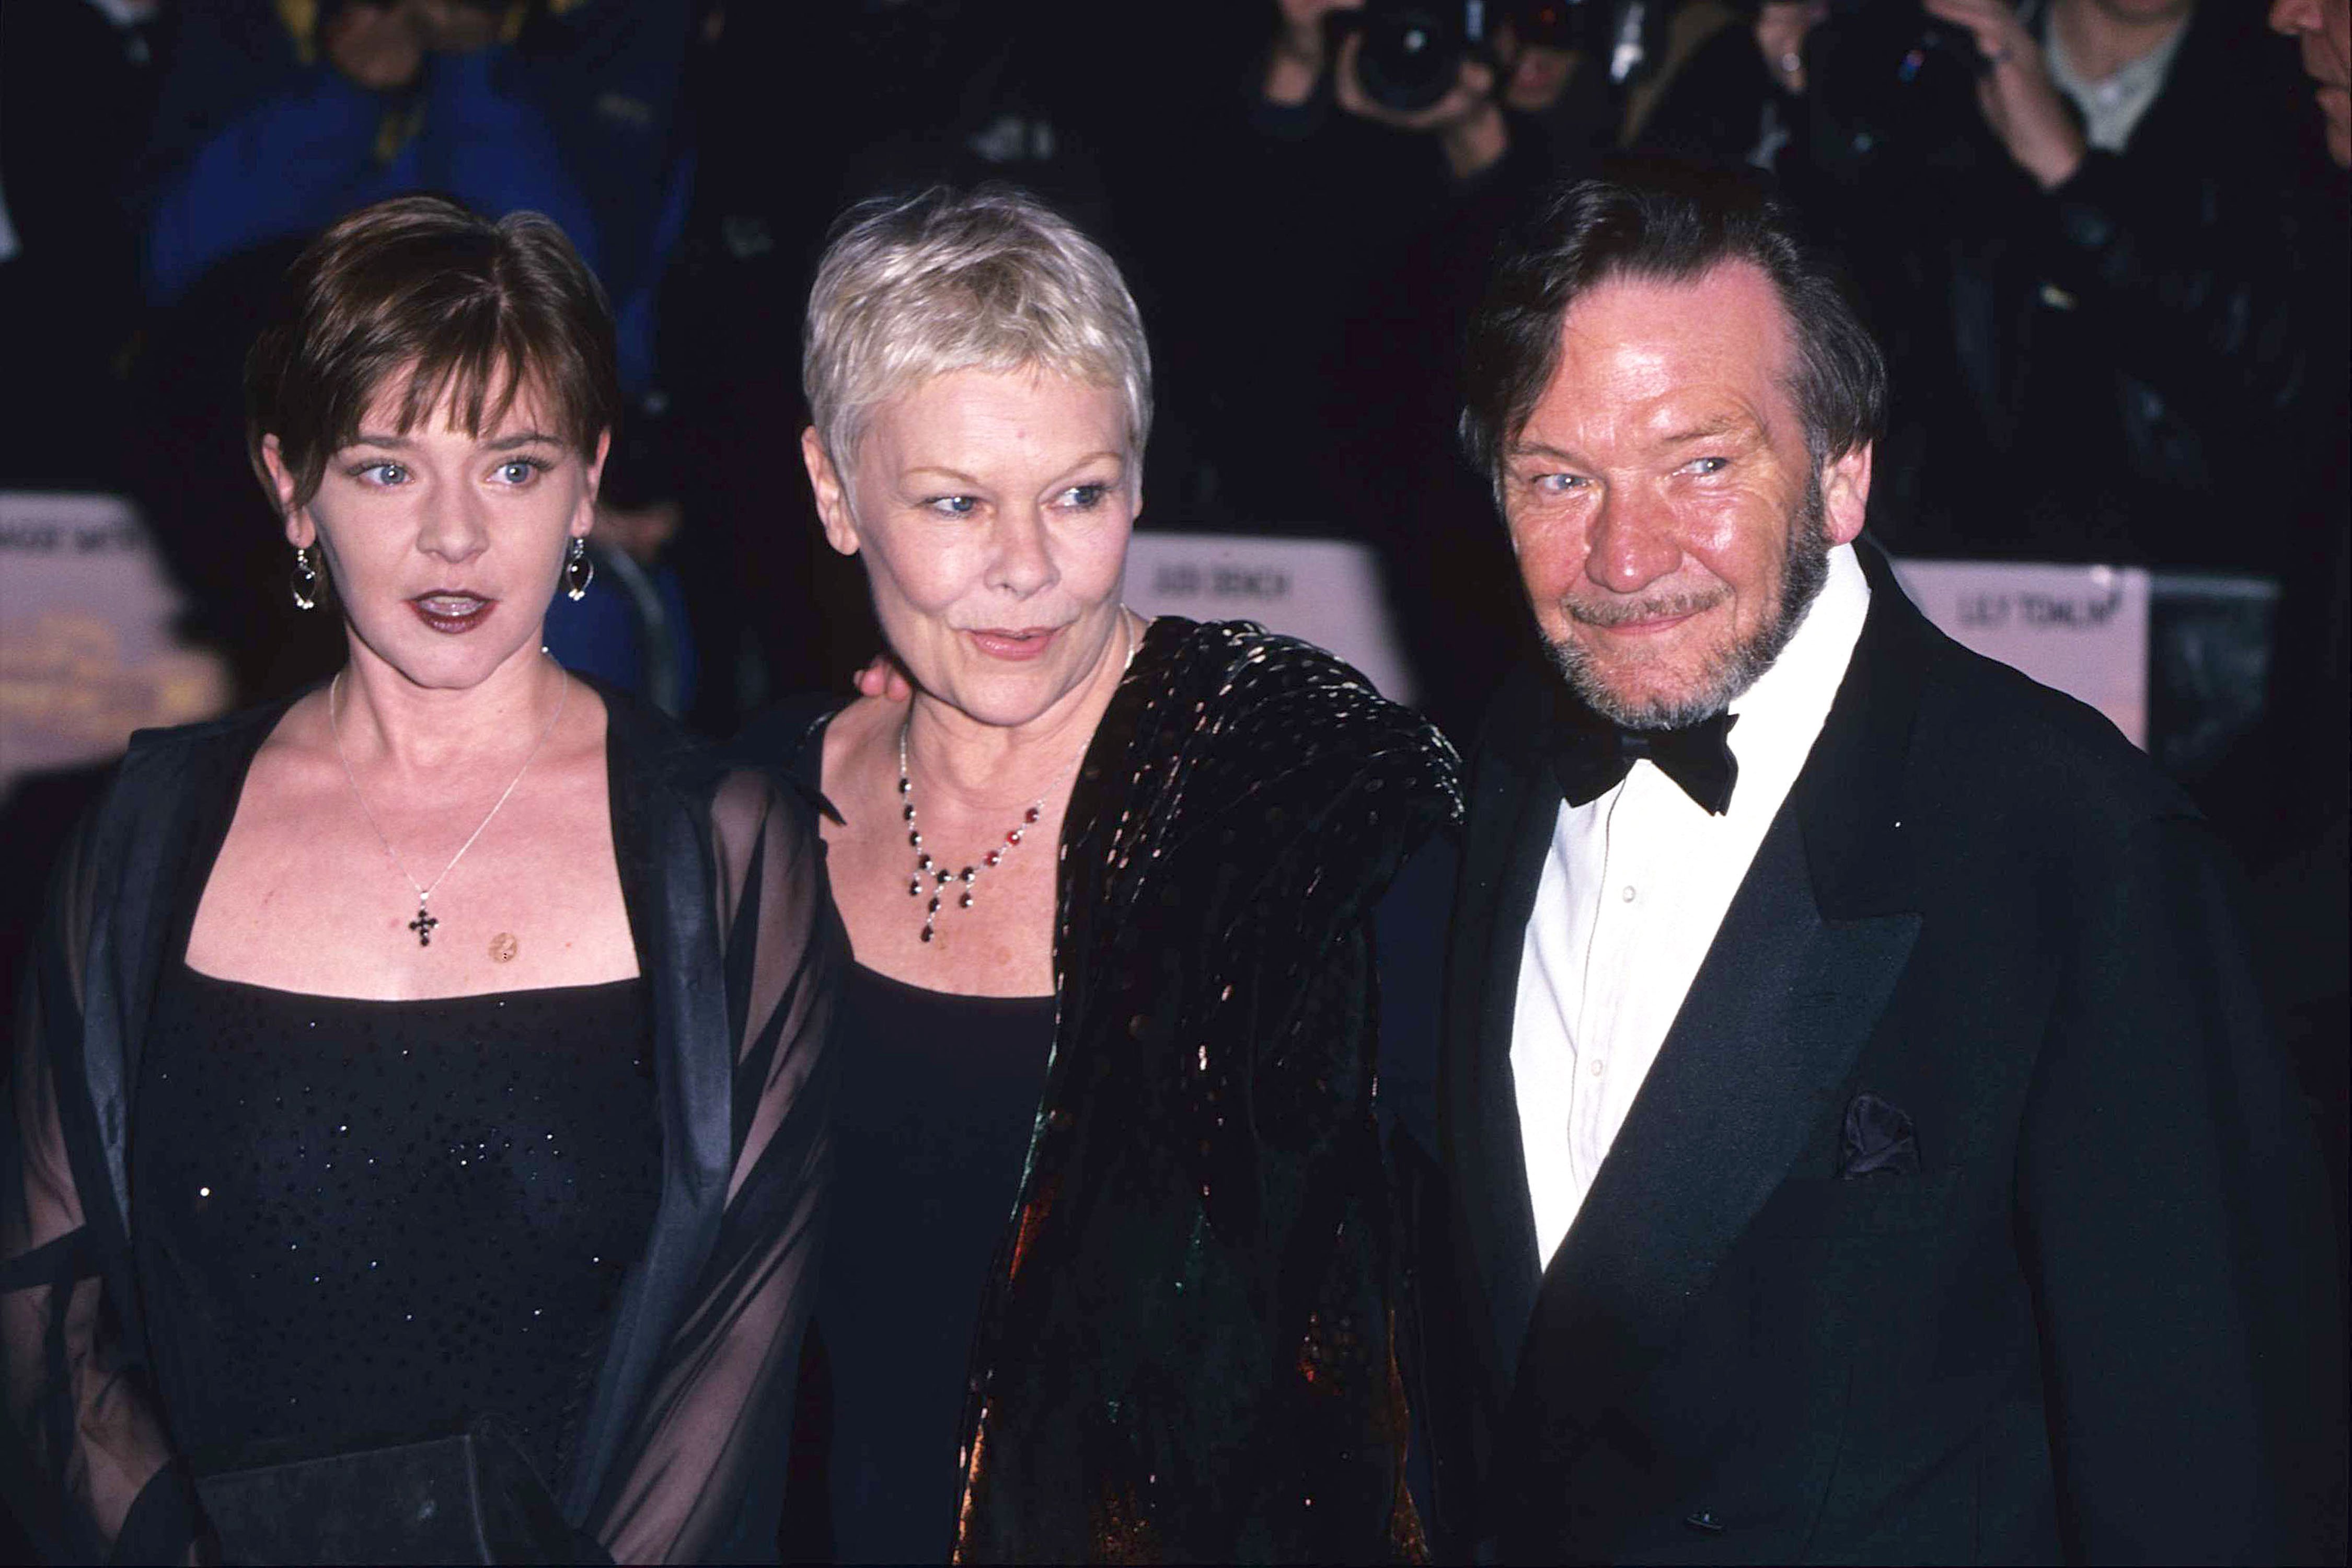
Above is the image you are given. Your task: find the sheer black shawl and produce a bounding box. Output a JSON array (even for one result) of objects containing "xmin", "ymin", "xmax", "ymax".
[{"xmin": 2, "ymin": 685, "xmax": 838, "ymax": 1563}]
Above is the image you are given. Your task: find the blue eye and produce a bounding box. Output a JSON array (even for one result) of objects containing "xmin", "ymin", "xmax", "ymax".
[
  {"xmin": 494, "ymin": 458, "xmax": 548, "ymax": 485},
  {"xmin": 350, "ymin": 461, "xmax": 408, "ymax": 486},
  {"xmin": 1061, "ymin": 483, "xmax": 1110, "ymax": 510},
  {"xmin": 1534, "ymin": 472, "xmax": 1586, "ymax": 494},
  {"xmin": 1686, "ymin": 456, "xmax": 1730, "ymax": 476},
  {"xmin": 926, "ymin": 495, "xmax": 979, "ymax": 517}
]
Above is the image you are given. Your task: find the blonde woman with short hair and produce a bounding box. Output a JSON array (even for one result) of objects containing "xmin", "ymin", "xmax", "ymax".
[{"xmin": 745, "ymin": 184, "xmax": 1459, "ymax": 1564}]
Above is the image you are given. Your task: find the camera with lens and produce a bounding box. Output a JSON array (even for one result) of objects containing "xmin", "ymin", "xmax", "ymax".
[
  {"xmin": 1344, "ymin": 0, "xmax": 1611, "ymax": 112},
  {"xmin": 1808, "ymin": 0, "xmax": 1994, "ymax": 163}
]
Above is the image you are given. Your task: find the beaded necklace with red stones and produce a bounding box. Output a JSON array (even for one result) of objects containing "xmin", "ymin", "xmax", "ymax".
[
  {"xmin": 894, "ymin": 609, "xmax": 1142, "ymax": 945},
  {"xmin": 895, "ymin": 720, "xmax": 1043, "ymax": 945}
]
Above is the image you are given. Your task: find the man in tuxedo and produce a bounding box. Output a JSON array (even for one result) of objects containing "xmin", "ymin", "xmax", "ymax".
[{"xmin": 1426, "ymin": 170, "xmax": 2343, "ymax": 1563}]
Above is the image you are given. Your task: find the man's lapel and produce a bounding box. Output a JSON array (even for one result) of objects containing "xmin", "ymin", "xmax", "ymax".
[
  {"xmin": 1440, "ymin": 664, "xmax": 1560, "ymax": 1409},
  {"xmin": 1511, "ymin": 820, "xmax": 1921, "ymax": 1426},
  {"xmin": 1510, "ymin": 544, "xmax": 1932, "ymax": 1428}
]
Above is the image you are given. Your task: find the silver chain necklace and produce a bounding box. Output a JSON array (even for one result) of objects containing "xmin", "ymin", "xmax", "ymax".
[
  {"xmin": 330, "ymin": 659, "xmax": 571, "ymax": 947},
  {"xmin": 897, "ymin": 609, "xmax": 1140, "ymax": 946}
]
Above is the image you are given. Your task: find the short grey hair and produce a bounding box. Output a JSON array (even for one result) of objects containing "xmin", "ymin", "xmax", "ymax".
[{"xmin": 802, "ymin": 185, "xmax": 1152, "ymax": 467}]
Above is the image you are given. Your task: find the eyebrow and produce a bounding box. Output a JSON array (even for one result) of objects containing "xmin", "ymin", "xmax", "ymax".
[
  {"xmin": 1507, "ymin": 419, "xmax": 1757, "ymax": 466},
  {"xmin": 349, "ymin": 431, "xmax": 563, "ymax": 451},
  {"xmin": 904, "ymin": 453, "xmax": 1126, "ymax": 487},
  {"xmin": 1050, "ymin": 452, "xmax": 1126, "ymax": 483},
  {"xmin": 1656, "ymin": 417, "xmax": 1756, "ymax": 445}
]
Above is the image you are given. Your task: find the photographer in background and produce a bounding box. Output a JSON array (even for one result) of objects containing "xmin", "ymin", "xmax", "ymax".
[
  {"xmin": 1224, "ymin": 2, "xmax": 1621, "ymax": 736},
  {"xmin": 1260, "ymin": 0, "xmax": 1594, "ymax": 180},
  {"xmin": 1757, "ymin": 0, "xmax": 2344, "ymax": 573}
]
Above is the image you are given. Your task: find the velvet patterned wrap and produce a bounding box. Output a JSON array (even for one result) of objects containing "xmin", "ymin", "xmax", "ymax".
[{"xmin": 949, "ymin": 618, "xmax": 1462, "ymax": 1564}]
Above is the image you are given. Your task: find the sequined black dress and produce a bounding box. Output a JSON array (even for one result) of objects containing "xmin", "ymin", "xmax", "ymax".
[
  {"xmin": 134, "ymin": 966, "xmax": 661, "ymax": 1488},
  {"xmin": 3, "ymin": 685, "xmax": 840, "ymax": 1565}
]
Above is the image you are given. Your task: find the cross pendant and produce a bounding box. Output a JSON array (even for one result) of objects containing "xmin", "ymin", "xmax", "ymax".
[{"xmin": 408, "ymin": 906, "xmax": 439, "ymax": 946}]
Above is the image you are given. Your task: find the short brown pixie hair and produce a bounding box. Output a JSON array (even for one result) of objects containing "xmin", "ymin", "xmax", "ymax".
[{"xmin": 245, "ymin": 194, "xmax": 620, "ymax": 512}]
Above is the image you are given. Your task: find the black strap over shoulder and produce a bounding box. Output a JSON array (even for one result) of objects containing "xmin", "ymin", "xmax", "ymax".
[{"xmin": 0, "ymin": 1226, "xmax": 99, "ymax": 1295}]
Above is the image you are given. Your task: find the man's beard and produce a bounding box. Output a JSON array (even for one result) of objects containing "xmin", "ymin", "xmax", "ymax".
[{"xmin": 1544, "ymin": 474, "xmax": 1834, "ymax": 731}]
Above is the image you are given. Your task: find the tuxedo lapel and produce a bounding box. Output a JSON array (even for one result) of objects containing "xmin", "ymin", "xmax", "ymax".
[
  {"xmin": 1507, "ymin": 815, "xmax": 1920, "ymax": 1436},
  {"xmin": 1501, "ymin": 544, "xmax": 1934, "ymax": 1483},
  {"xmin": 1440, "ymin": 666, "xmax": 1559, "ymax": 1410}
]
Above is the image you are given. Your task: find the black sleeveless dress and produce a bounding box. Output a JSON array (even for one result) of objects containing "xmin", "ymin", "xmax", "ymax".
[
  {"xmin": 776, "ymin": 711, "xmax": 1055, "ymax": 1565},
  {"xmin": 133, "ymin": 964, "xmax": 662, "ymax": 1489}
]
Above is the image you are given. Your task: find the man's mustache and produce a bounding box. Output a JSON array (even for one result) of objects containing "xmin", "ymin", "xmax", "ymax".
[{"xmin": 1561, "ymin": 589, "xmax": 1731, "ymax": 628}]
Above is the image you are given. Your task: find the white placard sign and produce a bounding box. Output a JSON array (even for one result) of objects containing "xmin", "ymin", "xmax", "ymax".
[
  {"xmin": 1891, "ymin": 558, "xmax": 2150, "ymax": 747},
  {"xmin": 0, "ymin": 491, "xmax": 231, "ymax": 797},
  {"xmin": 1123, "ymin": 531, "xmax": 1415, "ymax": 705}
]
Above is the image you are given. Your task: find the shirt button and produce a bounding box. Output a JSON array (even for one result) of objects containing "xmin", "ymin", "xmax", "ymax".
[
  {"xmin": 1620, "ymin": 885, "xmax": 1637, "ymax": 903},
  {"xmin": 1590, "ymin": 1059, "xmax": 1606, "ymax": 1077}
]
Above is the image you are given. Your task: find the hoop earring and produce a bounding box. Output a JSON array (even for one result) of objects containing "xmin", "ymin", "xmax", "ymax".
[
  {"xmin": 290, "ymin": 545, "xmax": 321, "ymax": 612},
  {"xmin": 564, "ymin": 537, "xmax": 594, "ymax": 602}
]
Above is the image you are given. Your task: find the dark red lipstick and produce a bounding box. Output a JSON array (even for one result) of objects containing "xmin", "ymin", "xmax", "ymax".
[{"xmin": 408, "ymin": 591, "xmax": 498, "ymax": 635}]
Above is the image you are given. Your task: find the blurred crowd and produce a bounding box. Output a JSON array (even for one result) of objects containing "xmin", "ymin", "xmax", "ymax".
[
  {"xmin": 1, "ymin": 0, "xmax": 2339, "ymax": 699},
  {"xmin": 0, "ymin": 0, "xmax": 2344, "ymax": 1058}
]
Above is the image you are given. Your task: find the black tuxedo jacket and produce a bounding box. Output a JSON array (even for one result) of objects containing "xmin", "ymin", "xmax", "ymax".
[{"xmin": 1427, "ymin": 547, "xmax": 2342, "ymax": 1564}]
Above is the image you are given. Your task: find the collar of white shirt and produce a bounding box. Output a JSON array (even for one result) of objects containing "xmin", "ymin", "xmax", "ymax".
[
  {"xmin": 1509, "ymin": 542, "xmax": 1872, "ymax": 1269},
  {"xmin": 1720, "ymin": 539, "xmax": 1873, "ymax": 820}
]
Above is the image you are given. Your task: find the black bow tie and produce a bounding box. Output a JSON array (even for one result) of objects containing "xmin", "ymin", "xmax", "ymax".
[{"xmin": 1550, "ymin": 708, "xmax": 1740, "ymax": 815}]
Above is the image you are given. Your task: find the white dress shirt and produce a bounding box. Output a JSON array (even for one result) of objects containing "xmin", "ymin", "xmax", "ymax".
[{"xmin": 1512, "ymin": 544, "xmax": 1871, "ymax": 1271}]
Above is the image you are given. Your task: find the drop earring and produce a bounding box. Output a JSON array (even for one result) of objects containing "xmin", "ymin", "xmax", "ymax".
[
  {"xmin": 564, "ymin": 536, "xmax": 594, "ymax": 601},
  {"xmin": 290, "ymin": 545, "xmax": 321, "ymax": 611}
]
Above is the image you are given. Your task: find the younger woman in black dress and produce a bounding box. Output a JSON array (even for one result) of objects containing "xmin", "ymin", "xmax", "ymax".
[{"xmin": 2, "ymin": 195, "xmax": 838, "ymax": 1563}]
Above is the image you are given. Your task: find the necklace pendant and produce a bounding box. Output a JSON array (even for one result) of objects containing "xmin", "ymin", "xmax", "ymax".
[
  {"xmin": 897, "ymin": 719, "xmax": 1051, "ymax": 948},
  {"xmin": 332, "ymin": 662, "xmax": 570, "ymax": 960}
]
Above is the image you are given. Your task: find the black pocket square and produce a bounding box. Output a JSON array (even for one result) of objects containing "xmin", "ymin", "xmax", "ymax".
[{"xmin": 1839, "ymin": 1092, "xmax": 1919, "ymax": 1178}]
